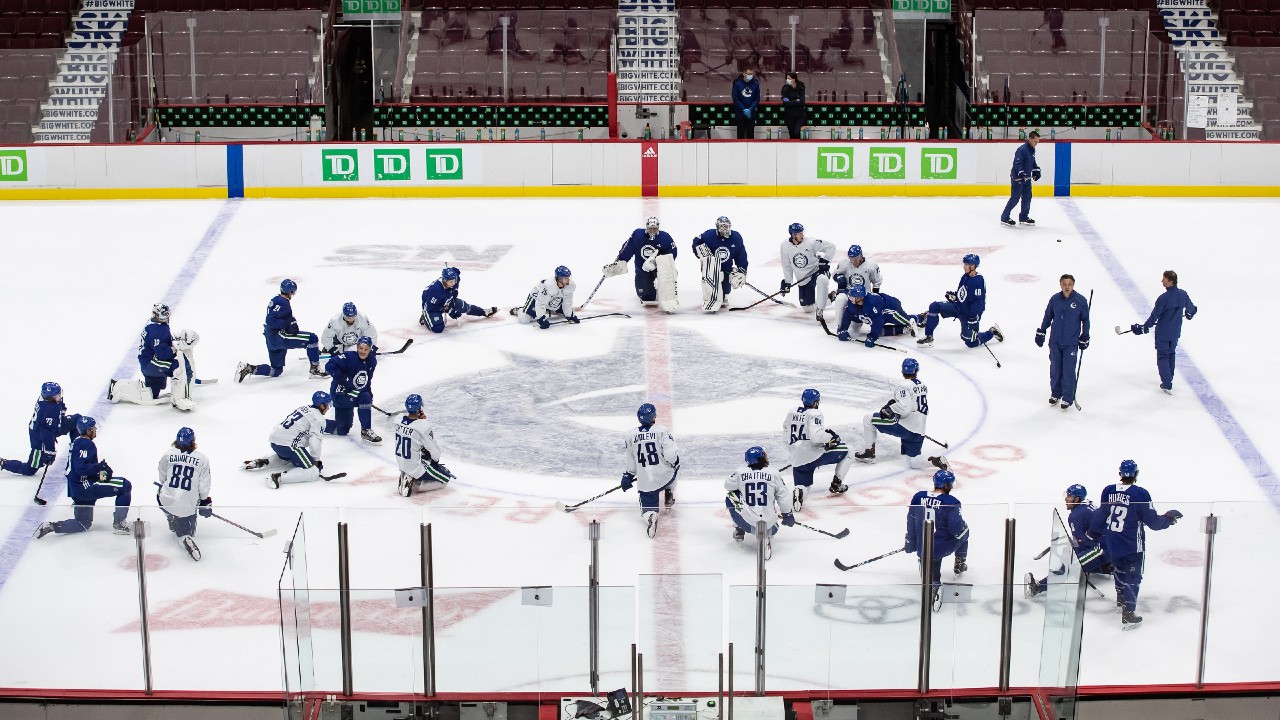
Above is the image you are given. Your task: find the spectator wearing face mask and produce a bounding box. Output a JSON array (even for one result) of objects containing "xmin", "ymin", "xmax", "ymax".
[
  {"xmin": 732, "ymin": 64, "xmax": 760, "ymax": 139},
  {"xmin": 780, "ymin": 71, "xmax": 805, "ymax": 139}
]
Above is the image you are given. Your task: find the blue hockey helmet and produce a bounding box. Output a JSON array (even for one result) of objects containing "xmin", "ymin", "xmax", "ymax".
[
  {"xmin": 280, "ymin": 278, "xmax": 298, "ymax": 295},
  {"xmin": 357, "ymin": 336, "xmax": 373, "ymax": 348},
  {"xmin": 311, "ymin": 390, "xmax": 332, "ymax": 407},
  {"xmin": 962, "ymin": 254, "xmax": 980, "ymax": 267},
  {"xmin": 902, "ymin": 358, "xmax": 920, "ymax": 376},
  {"xmin": 847, "ymin": 244, "xmax": 863, "ymax": 258},
  {"xmin": 801, "ymin": 388, "xmax": 820, "ymax": 408},
  {"xmin": 645, "ymin": 217, "xmax": 660, "ymax": 231},
  {"xmin": 405, "ymin": 393, "xmax": 424, "ymax": 414},
  {"xmin": 441, "ymin": 267, "xmax": 461, "ymax": 283},
  {"xmin": 152, "ymin": 303, "xmax": 170, "ymax": 323},
  {"xmin": 76, "ymin": 415, "xmax": 96, "ymax": 435},
  {"xmin": 175, "ymin": 427, "xmax": 196, "ymax": 447},
  {"xmin": 342, "ymin": 302, "xmax": 358, "ymax": 317},
  {"xmin": 788, "ymin": 222, "xmax": 804, "ymax": 236},
  {"xmin": 637, "ymin": 402, "xmax": 657, "ymax": 426},
  {"xmin": 41, "ymin": 381, "xmax": 62, "ymax": 399},
  {"xmin": 744, "ymin": 445, "xmax": 766, "ymax": 466},
  {"xmin": 1119, "ymin": 459, "xmax": 1139, "ymax": 478},
  {"xmin": 933, "ymin": 469, "xmax": 956, "ymax": 489},
  {"xmin": 847, "ymin": 284, "xmax": 867, "ymax": 300},
  {"xmin": 1065, "ymin": 483, "xmax": 1087, "ymax": 499}
]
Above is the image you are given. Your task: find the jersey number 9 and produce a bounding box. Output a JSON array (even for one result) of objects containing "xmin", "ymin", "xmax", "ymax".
[
  {"xmin": 168, "ymin": 464, "xmax": 194, "ymax": 491},
  {"xmin": 395, "ymin": 434, "xmax": 412, "ymax": 460},
  {"xmin": 637, "ymin": 441, "xmax": 660, "ymax": 467}
]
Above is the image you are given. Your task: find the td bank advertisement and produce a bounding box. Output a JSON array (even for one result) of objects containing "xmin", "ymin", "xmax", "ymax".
[
  {"xmin": 303, "ymin": 145, "xmax": 483, "ymax": 186},
  {"xmin": 799, "ymin": 144, "xmax": 974, "ymax": 184}
]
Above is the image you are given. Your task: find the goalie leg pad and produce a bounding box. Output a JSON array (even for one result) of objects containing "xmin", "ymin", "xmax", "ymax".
[
  {"xmin": 172, "ymin": 350, "xmax": 196, "ymax": 411},
  {"xmin": 113, "ymin": 379, "xmax": 170, "ymax": 406},
  {"xmin": 655, "ymin": 254, "xmax": 679, "ymax": 312},
  {"xmin": 701, "ymin": 256, "xmax": 724, "ymax": 311}
]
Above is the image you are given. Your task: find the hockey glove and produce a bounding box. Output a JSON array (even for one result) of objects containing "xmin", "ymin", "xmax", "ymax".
[
  {"xmin": 823, "ymin": 430, "xmax": 842, "ymax": 450},
  {"xmin": 1034, "ymin": 329, "xmax": 1045, "ymax": 348},
  {"xmin": 729, "ymin": 270, "xmax": 746, "ymax": 289},
  {"xmin": 286, "ymin": 321, "xmax": 300, "ymax": 335},
  {"xmin": 781, "ymin": 513, "xmax": 795, "ymax": 527},
  {"xmin": 863, "ymin": 337, "xmax": 876, "ymax": 349},
  {"xmin": 620, "ymin": 472, "xmax": 635, "ymax": 491},
  {"xmin": 904, "ymin": 534, "xmax": 916, "ymax": 553},
  {"xmin": 872, "ymin": 287, "xmax": 881, "ymax": 294},
  {"xmin": 198, "ymin": 497, "xmax": 213, "ymax": 518},
  {"xmin": 817, "ymin": 258, "xmax": 830, "ymax": 275},
  {"xmin": 945, "ymin": 291, "xmax": 959, "ymax": 304},
  {"xmin": 878, "ymin": 403, "xmax": 897, "ymax": 421},
  {"xmin": 537, "ymin": 317, "xmax": 551, "ymax": 330},
  {"xmin": 780, "ymin": 280, "xmax": 791, "ymax": 295},
  {"xmin": 1078, "ymin": 336, "xmax": 1090, "ymax": 351},
  {"xmin": 1032, "ymin": 169, "xmax": 1042, "ymax": 181},
  {"xmin": 828, "ymin": 291, "xmax": 838, "ymax": 302},
  {"xmin": 99, "ymin": 462, "xmax": 113, "ymax": 479},
  {"xmin": 1163, "ymin": 509, "xmax": 1184, "ymax": 524},
  {"xmin": 1017, "ymin": 171, "xmax": 1028, "ymax": 180},
  {"xmin": 567, "ymin": 315, "xmax": 581, "ymax": 324},
  {"xmin": 1185, "ymin": 310, "xmax": 1195, "ymax": 320},
  {"xmin": 1130, "ymin": 323, "xmax": 1145, "ymax": 335},
  {"xmin": 837, "ymin": 330, "xmax": 850, "ymax": 342}
]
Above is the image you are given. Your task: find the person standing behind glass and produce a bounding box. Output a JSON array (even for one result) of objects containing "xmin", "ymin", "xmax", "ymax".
[
  {"xmin": 732, "ymin": 64, "xmax": 760, "ymax": 139},
  {"xmin": 781, "ymin": 72, "xmax": 805, "ymax": 139}
]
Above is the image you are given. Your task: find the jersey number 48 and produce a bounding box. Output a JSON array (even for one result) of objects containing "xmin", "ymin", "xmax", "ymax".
[{"xmin": 637, "ymin": 441, "xmax": 660, "ymax": 467}]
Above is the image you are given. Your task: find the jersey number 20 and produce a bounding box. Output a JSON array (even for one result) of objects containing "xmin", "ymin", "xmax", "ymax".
[
  {"xmin": 168, "ymin": 465, "xmax": 194, "ymax": 491},
  {"xmin": 395, "ymin": 434, "xmax": 412, "ymax": 460},
  {"xmin": 637, "ymin": 442, "xmax": 660, "ymax": 467}
]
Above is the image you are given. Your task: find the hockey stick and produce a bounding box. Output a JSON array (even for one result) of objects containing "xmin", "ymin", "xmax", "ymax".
[
  {"xmin": 817, "ymin": 313, "xmax": 906, "ymax": 352},
  {"xmin": 1113, "ymin": 325, "xmax": 1133, "ymax": 336},
  {"xmin": 211, "ymin": 512, "xmax": 278, "ymax": 539},
  {"xmin": 372, "ymin": 403, "xmax": 405, "ymax": 418},
  {"xmin": 742, "ymin": 281, "xmax": 798, "ymax": 308},
  {"xmin": 834, "ymin": 547, "xmax": 905, "ymax": 571},
  {"xmin": 549, "ymin": 312, "xmax": 632, "ymax": 326},
  {"xmin": 577, "ymin": 275, "xmax": 608, "ymax": 311},
  {"xmin": 32, "ymin": 463, "xmax": 50, "ymax": 505},
  {"xmin": 194, "ymin": 378, "xmax": 218, "ymax": 385},
  {"xmin": 321, "ymin": 472, "xmax": 347, "ymax": 481},
  {"xmin": 318, "ymin": 339, "xmax": 413, "ymax": 361},
  {"xmin": 984, "ymin": 342, "xmax": 1003, "ymax": 368},
  {"xmin": 925, "ymin": 434, "xmax": 950, "ymax": 449},
  {"xmin": 1074, "ymin": 290, "xmax": 1092, "ymax": 411},
  {"xmin": 557, "ymin": 484, "xmax": 624, "ymax": 512},
  {"xmin": 795, "ymin": 521, "xmax": 850, "ymax": 539},
  {"xmin": 1033, "ymin": 545, "xmax": 1051, "ymax": 560}
]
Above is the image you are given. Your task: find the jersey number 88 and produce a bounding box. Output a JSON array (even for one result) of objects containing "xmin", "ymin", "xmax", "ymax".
[{"xmin": 168, "ymin": 464, "xmax": 195, "ymax": 491}]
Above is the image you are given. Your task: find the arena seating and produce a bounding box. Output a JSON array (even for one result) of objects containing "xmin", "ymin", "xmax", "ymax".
[{"xmin": 0, "ymin": 49, "xmax": 53, "ymax": 143}]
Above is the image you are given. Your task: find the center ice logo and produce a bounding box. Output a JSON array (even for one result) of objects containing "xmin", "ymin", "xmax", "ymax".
[{"xmin": 403, "ymin": 327, "xmax": 896, "ymax": 477}]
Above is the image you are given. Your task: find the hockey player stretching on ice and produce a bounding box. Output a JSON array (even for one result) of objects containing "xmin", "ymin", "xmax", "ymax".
[
  {"xmin": 514, "ymin": 266, "xmax": 579, "ymax": 328},
  {"xmin": 1, "ymin": 381, "xmax": 81, "ymax": 478},
  {"xmin": 778, "ymin": 223, "xmax": 835, "ymax": 318},
  {"xmin": 605, "ymin": 217, "xmax": 679, "ymax": 312},
  {"xmin": 323, "ymin": 302, "xmax": 379, "ymax": 354},
  {"xmin": 906, "ymin": 469, "xmax": 969, "ymax": 608},
  {"xmin": 35, "ymin": 416, "xmax": 132, "ymax": 538},
  {"xmin": 237, "ymin": 279, "xmax": 327, "ymax": 382},
  {"xmin": 1087, "ymin": 460, "xmax": 1182, "ymax": 628},
  {"xmin": 421, "ymin": 268, "xmax": 498, "ymax": 334},
  {"xmin": 155, "ymin": 427, "xmax": 212, "ymax": 561},
  {"xmin": 828, "ymin": 244, "xmax": 884, "ymax": 319},
  {"xmin": 725, "ymin": 446, "xmax": 794, "ymax": 560},
  {"xmin": 1026, "ymin": 484, "xmax": 1112, "ymax": 598},
  {"xmin": 693, "ymin": 216, "xmax": 748, "ymax": 311},
  {"xmin": 325, "ymin": 336, "xmax": 381, "ymax": 444},
  {"xmin": 244, "ymin": 391, "xmax": 332, "ymax": 489},
  {"xmin": 108, "ymin": 303, "xmax": 201, "ymax": 411},
  {"xmin": 620, "ymin": 403, "xmax": 680, "ymax": 538},
  {"xmin": 837, "ymin": 285, "xmax": 916, "ymax": 346},
  {"xmin": 783, "ymin": 388, "xmax": 850, "ymax": 512},
  {"xmin": 915, "ymin": 254, "xmax": 1003, "ymax": 349},
  {"xmin": 854, "ymin": 358, "xmax": 948, "ymax": 471},
  {"xmin": 394, "ymin": 394, "xmax": 455, "ymax": 497},
  {"xmin": 1035, "ymin": 274, "xmax": 1090, "ymax": 409},
  {"xmin": 1128, "ymin": 270, "xmax": 1197, "ymax": 394}
]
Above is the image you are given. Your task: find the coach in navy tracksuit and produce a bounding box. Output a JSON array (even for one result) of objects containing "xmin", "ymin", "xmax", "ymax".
[
  {"xmin": 732, "ymin": 65, "xmax": 760, "ymax": 140},
  {"xmin": 1035, "ymin": 273, "xmax": 1090, "ymax": 409},
  {"xmin": 1000, "ymin": 131, "xmax": 1040, "ymax": 226},
  {"xmin": 1130, "ymin": 270, "xmax": 1197, "ymax": 393}
]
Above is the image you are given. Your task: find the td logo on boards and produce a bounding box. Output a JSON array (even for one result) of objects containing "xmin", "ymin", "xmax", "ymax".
[
  {"xmin": 868, "ymin": 147, "xmax": 906, "ymax": 180},
  {"xmin": 318, "ymin": 147, "xmax": 466, "ymax": 182},
  {"xmin": 920, "ymin": 148, "xmax": 958, "ymax": 180},
  {"xmin": 816, "ymin": 147, "xmax": 854, "ymax": 179},
  {"xmin": 0, "ymin": 150, "xmax": 27, "ymax": 182},
  {"xmin": 321, "ymin": 149, "xmax": 359, "ymax": 182},
  {"xmin": 425, "ymin": 149, "xmax": 463, "ymax": 180}
]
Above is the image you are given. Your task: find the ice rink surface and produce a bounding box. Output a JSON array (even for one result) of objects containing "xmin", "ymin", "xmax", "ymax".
[{"xmin": 0, "ymin": 194, "xmax": 1276, "ymax": 695}]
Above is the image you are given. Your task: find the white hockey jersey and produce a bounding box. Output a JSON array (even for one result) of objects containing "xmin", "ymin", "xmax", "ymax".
[
  {"xmin": 783, "ymin": 407, "xmax": 831, "ymax": 468},
  {"xmin": 886, "ymin": 378, "xmax": 929, "ymax": 435},
  {"xmin": 269, "ymin": 405, "xmax": 327, "ymax": 452},
  {"xmin": 834, "ymin": 257, "xmax": 883, "ymax": 292},
  {"xmin": 525, "ymin": 278, "xmax": 577, "ymax": 320},
  {"xmin": 780, "ymin": 237, "xmax": 837, "ymax": 285},
  {"xmin": 320, "ymin": 312, "xmax": 379, "ymax": 354},
  {"xmin": 394, "ymin": 416, "xmax": 443, "ymax": 478},
  {"xmin": 155, "ymin": 448, "xmax": 212, "ymax": 518},
  {"xmin": 623, "ymin": 423, "xmax": 679, "ymax": 492},
  {"xmin": 725, "ymin": 466, "xmax": 793, "ymax": 528}
]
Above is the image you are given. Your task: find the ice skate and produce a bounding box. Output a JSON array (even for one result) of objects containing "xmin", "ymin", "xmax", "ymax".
[
  {"xmin": 309, "ymin": 363, "xmax": 329, "ymax": 379},
  {"xmin": 916, "ymin": 335, "xmax": 934, "ymax": 347},
  {"xmin": 988, "ymin": 324, "xmax": 1004, "ymax": 343},
  {"xmin": 953, "ymin": 556, "xmax": 968, "ymax": 577},
  {"xmin": 1024, "ymin": 573, "xmax": 1042, "ymax": 598},
  {"xmin": 113, "ymin": 519, "xmax": 131, "ymax": 535},
  {"xmin": 182, "ymin": 536, "xmax": 202, "ymax": 561},
  {"xmin": 398, "ymin": 473, "xmax": 413, "ymax": 497},
  {"xmin": 732, "ymin": 526, "xmax": 745, "ymax": 544},
  {"xmin": 360, "ymin": 428, "xmax": 382, "ymax": 445},
  {"xmin": 267, "ymin": 473, "xmax": 282, "ymax": 489},
  {"xmin": 645, "ymin": 512, "xmax": 658, "ymax": 538},
  {"xmin": 664, "ymin": 487, "xmax": 676, "ymax": 508},
  {"xmin": 929, "ymin": 455, "xmax": 949, "ymax": 471},
  {"xmin": 854, "ymin": 445, "xmax": 876, "ymax": 463},
  {"xmin": 34, "ymin": 522, "xmax": 54, "ymax": 539},
  {"xmin": 1000, "ymin": 218, "xmax": 1016, "ymax": 227},
  {"xmin": 1060, "ymin": 401, "xmax": 1071, "ymax": 410},
  {"xmin": 764, "ymin": 536, "xmax": 772, "ymax": 560},
  {"xmin": 236, "ymin": 362, "xmax": 255, "ymax": 383},
  {"xmin": 1019, "ymin": 217, "xmax": 1036, "ymax": 226},
  {"xmin": 932, "ymin": 587, "xmax": 943, "ymax": 612},
  {"xmin": 243, "ymin": 457, "xmax": 269, "ymax": 471},
  {"xmin": 1121, "ymin": 609, "xmax": 1143, "ymax": 629},
  {"xmin": 484, "ymin": 307, "xmax": 499, "ymax": 317},
  {"xmin": 829, "ymin": 476, "xmax": 848, "ymax": 494},
  {"xmin": 1049, "ymin": 397, "xmax": 1059, "ymax": 405}
]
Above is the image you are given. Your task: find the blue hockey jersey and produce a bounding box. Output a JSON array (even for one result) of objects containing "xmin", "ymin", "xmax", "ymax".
[
  {"xmin": 422, "ymin": 278, "xmax": 463, "ymax": 314},
  {"xmin": 138, "ymin": 322, "xmax": 174, "ymax": 374},
  {"xmin": 955, "ymin": 273, "xmax": 987, "ymax": 320},
  {"xmin": 1143, "ymin": 285, "xmax": 1198, "ymax": 342},
  {"xmin": 263, "ymin": 293, "xmax": 297, "ymax": 334},
  {"xmin": 26, "ymin": 399, "xmax": 80, "ymax": 453},
  {"xmin": 693, "ymin": 229, "xmax": 749, "ymax": 274},
  {"xmin": 616, "ymin": 229, "xmax": 677, "ymax": 269},
  {"xmin": 1088, "ymin": 483, "xmax": 1174, "ymax": 558},
  {"xmin": 325, "ymin": 350, "xmax": 378, "ymax": 400},
  {"xmin": 905, "ymin": 490, "xmax": 969, "ymax": 557},
  {"xmin": 66, "ymin": 435, "xmax": 107, "ymax": 484}
]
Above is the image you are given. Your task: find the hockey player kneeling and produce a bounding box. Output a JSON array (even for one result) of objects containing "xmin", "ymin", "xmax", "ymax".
[{"xmin": 394, "ymin": 394, "xmax": 455, "ymax": 497}]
